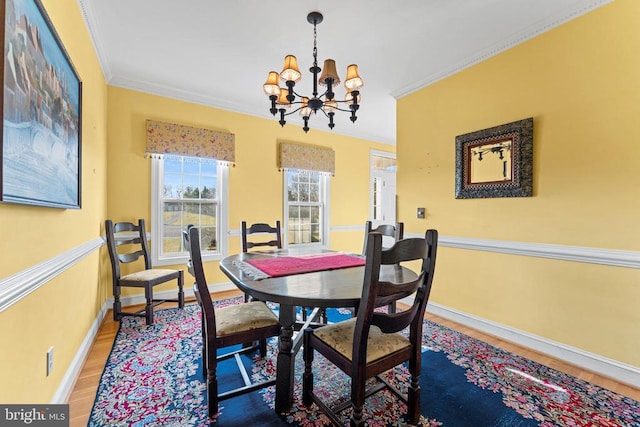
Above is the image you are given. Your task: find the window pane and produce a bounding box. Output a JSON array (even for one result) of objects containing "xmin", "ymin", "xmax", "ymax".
[
  {"xmin": 201, "ymin": 203, "xmax": 217, "ymax": 226},
  {"xmin": 299, "ymin": 181, "xmax": 309, "ymax": 202},
  {"xmin": 201, "ymin": 175, "xmax": 217, "ymax": 200},
  {"xmin": 310, "ymin": 206, "xmax": 320, "ymax": 223},
  {"xmin": 183, "ymin": 202, "xmax": 200, "ymax": 226},
  {"xmin": 182, "ymin": 174, "xmax": 200, "ymax": 199},
  {"xmin": 311, "ymin": 224, "xmax": 320, "ymax": 243},
  {"xmin": 200, "ymin": 226, "xmax": 217, "ymax": 251},
  {"xmin": 164, "ymin": 174, "xmax": 182, "ymax": 198},
  {"xmin": 164, "ymin": 157, "xmax": 182, "ymax": 173},
  {"xmin": 300, "ymin": 205, "xmax": 310, "ymax": 219},
  {"xmin": 164, "ymin": 202, "xmax": 182, "ymax": 226},
  {"xmin": 201, "ymin": 162, "xmax": 217, "ymax": 176},
  {"xmin": 309, "ymin": 182, "xmax": 319, "ymax": 202},
  {"xmin": 163, "ymin": 225, "xmax": 182, "ymax": 253},
  {"xmin": 183, "ymin": 159, "xmax": 199, "ymax": 174},
  {"xmin": 288, "ymin": 175, "xmax": 299, "ymax": 202}
]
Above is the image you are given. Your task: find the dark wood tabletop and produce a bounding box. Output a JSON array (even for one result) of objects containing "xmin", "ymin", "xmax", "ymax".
[
  {"xmin": 219, "ymin": 249, "xmax": 419, "ymax": 413},
  {"xmin": 220, "ymin": 249, "xmax": 420, "ymax": 307}
]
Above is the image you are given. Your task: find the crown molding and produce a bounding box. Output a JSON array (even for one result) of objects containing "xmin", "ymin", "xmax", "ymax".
[{"xmin": 391, "ymin": 0, "xmax": 613, "ymax": 99}]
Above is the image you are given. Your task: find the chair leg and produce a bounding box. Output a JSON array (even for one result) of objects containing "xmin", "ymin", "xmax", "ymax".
[
  {"xmin": 259, "ymin": 339, "xmax": 267, "ymax": 357},
  {"xmin": 302, "ymin": 328, "xmax": 314, "ymax": 406},
  {"xmin": 144, "ymin": 286, "xmax": 153, "ymax": 325},
  {"xmin": 206, "ymin": 360, "xmax": 219, "ymax": 419},
  {"xmin": 177, "ymin": 272, "xmax": 185, "ymax": 309},
  {"xmin": 350, "ymin": 412, "xmax": 365, "ymax": 427},
  {"xmin": 113, "ymin": 286, "xmax": 122, "ymax": 320},
  {"xmin": 350, "ymin": 369, "xmax": 367, "ymax": 427},
  {"xmin": 406, "ymin": 380, "xmax": 421, "ymax": 425},
  {"xmin": 407, "ymin": 354, "xmax": 421, "ymax": 424}
]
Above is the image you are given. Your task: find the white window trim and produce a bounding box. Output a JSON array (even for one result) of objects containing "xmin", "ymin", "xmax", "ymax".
[
  {"xmin": 151, "ymin": 157, "xmax": 229, "ymax": 266},
  {"xmin": 282, "ymin": 170, "xmax": 330, "ymax": 250}
]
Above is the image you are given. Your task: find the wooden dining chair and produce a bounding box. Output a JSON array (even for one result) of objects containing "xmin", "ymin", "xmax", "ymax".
[
  {"xmin": 241, "ymin": 220, "xmax": 282, "ymax": 303},
  {"xmin": 241, "ymin": 221, "xmax": 282, "ymax": 252},
  {"xmin": 303, "ymin": 229, "xmax": 438, "ymax": 427},
  {"xmin": 362, "ymin": 220, "xmax": 404, "ymax": 255},
  {"xmin": 105, "ymin": 219, "xmax": 184, "ymax": 325},
  {"xmin": 185, "ymin": 226, "xmax": 281, "ymax": 419},
  {"xmin": 362, "ymin": 220, "xmax": 405, "ymax": 314}
]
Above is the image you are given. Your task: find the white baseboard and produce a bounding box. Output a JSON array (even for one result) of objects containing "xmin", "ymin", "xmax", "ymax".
[
  {"xmin": 53, "ymin": 300, "xmax": 109, "ymax": 403},
  {"xmin": 426, "ymin": 301, "xmax": 640, "ymax": 389}
]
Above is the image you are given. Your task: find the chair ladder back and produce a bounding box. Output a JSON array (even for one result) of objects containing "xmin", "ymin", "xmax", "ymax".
[
  {"xmin": 241, "ymin": 221, "xmax": 282, "ymax": 252},
  {"xmin": 109, "ymin": 219, "xmax": 152, "ymax": 269},
  {"xmin": 104, "ymin": 220, "xmax": 122, "ymax": 283},
  {"xmin": 362, "ymin": 221, "xmax": 405, "ymax": 255}
]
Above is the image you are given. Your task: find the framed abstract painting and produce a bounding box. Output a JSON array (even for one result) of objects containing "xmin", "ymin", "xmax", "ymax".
[{"xmin": 1, "ymin": 0, "xmax": 82, "ymax": 208}]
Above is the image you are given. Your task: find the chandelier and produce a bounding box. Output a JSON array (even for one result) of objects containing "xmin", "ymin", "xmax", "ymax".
[{"xmin": 263, "ymin": 11, "xmax": 364, "ymax": 133}]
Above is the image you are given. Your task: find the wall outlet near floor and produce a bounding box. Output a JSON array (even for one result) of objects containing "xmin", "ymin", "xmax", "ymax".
[{"xmin": 47, "ymin": 347, "xmax": 54, "ymax": 376}]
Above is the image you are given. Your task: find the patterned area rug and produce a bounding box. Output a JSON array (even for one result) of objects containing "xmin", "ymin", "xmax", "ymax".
[{"xmin": 88, "ymin": 299, "xmax": 640, "ymax": 426}]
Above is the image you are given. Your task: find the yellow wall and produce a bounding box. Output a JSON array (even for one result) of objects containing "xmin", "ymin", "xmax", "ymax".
[
  {"xmin": 0, "ymin": 0, "xmax": 389, "ymax": 403},
  {"xmin": 106, "ymin": 87, "xmax": 392, "ymax": 283},
  {"xmin": 0, "ymin": 0, "xmax": 108, "ymax": 403},
  {"xmin": 397, "ymin": 0, "xmax": 640, "ymax": 366},
  {"xmin": 6, "ymin": 0, "xmax": 637, "ymax": 407}
]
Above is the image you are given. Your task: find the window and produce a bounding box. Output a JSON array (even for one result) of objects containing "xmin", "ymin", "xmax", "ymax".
[
  {"xmin": 284, "ymin": 170, "xmax": 330, "ymax": 247},
  {"xmin": 151, "ymin": 155, "xmax": 228, "ymax": 265}
]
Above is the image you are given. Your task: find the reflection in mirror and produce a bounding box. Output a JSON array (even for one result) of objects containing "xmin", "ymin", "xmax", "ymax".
[{"xmin": 469, "ymin": 139, "xmax": 512, "ymax": 183}]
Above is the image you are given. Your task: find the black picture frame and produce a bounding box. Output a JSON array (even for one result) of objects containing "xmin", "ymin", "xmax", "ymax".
[
  {"xmin": 455, "ymin": 117, "xmax": 533, "ymax": 199},
  {"xmin": 1, "ymin": 0, "xmax": 82, "ymax": 209}
]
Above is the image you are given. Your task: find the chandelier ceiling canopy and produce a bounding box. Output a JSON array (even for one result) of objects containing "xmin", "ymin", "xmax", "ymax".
[{"xmin": 263, "ymin": 11, "xmax": 364, "ymax": 133}]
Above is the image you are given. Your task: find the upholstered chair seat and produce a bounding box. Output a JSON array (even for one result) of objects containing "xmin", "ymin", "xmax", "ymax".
[
  {"xmin": 312, "ymin": 318, "xmax": 410, "ymax": 363},
  {"xmin": 120, "ymin": 269, "xmax": 180, "ymax": 282},
  {"xmin": 216, "ymin": 301, "xmax": 280, "ymax": 336}
]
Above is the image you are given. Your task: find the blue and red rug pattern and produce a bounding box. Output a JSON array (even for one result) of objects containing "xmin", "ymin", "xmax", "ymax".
[{"xmin": 88, "ymin": 300, "xmax": 640, "ymax": 426}]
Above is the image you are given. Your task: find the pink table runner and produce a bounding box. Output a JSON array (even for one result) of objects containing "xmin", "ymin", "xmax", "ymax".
[{"xmin": 245, "ymin": 253, "xmax": 365, "ymax": 278}]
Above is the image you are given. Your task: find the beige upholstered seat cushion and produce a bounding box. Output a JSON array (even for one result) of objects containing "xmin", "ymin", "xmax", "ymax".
[
  {"xmin": 216, "ymin": 301, "xmax": 279, "ymax": 336},
  {"xmin": 313, "ymin": 318, "xmax": 410, "ymax": 363},
  {"xmin": 121, "ymin": 268, "xmax": 178, "ymax": 281}
]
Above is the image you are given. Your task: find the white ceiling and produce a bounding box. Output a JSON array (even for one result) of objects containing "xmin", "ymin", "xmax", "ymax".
[{"xmin": 77, "ymin": 0, "xmax": 609, "ymax": 145}]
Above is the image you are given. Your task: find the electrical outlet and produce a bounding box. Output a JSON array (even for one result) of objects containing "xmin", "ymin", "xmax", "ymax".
[{"xmin": 47, "ymin": 347, "xmax": 54, "ymax": 376}]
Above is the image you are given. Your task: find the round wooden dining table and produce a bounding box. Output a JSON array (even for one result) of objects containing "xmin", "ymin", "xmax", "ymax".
[{"xmin": 219, "ymin": 249, "xmax": 418, "ymax": 414}]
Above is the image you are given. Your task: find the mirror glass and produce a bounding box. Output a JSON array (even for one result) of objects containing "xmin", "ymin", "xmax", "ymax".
[{"xmin": 469, "ymin": 138, "xmax": 513, "ymax": 184}]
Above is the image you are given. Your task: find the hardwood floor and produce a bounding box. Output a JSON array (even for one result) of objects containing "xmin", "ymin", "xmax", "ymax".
[{"xmin": 67, "ymin": 291, "xmax": 640, "ymax": 426}]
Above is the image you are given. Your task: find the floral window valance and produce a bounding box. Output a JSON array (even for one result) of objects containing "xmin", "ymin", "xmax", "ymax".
[
  {"xmin": 145, "ymin": 119, "xmax": 235, "ymax": 162},
  {"xmin": 278, "ymin": 142, "xmax": 335, "ymax": 175}
]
